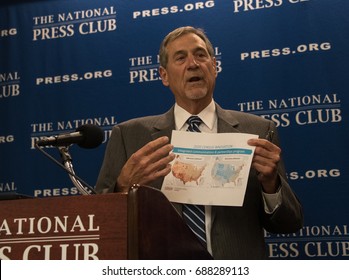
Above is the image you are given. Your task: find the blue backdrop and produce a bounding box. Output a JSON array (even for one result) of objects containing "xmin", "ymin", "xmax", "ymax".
[{"xmin": 1, "ymin": 0, "xmax": 348, "ymax": 259}]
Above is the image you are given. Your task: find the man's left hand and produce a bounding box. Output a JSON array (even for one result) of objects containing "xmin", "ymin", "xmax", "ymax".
[{"xmin": 247, "ymin": 138, "xmax": 281, "ymax": 193}]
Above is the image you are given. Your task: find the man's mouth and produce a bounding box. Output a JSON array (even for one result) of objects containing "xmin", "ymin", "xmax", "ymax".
[{"xmin": 188, "ymin": 76, "xmax": 202, "ymax": 83}]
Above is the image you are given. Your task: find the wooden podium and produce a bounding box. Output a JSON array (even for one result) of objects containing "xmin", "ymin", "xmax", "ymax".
[{"xmin": 0, "ymin": 186, "xmax": 212, "ymax": 260}]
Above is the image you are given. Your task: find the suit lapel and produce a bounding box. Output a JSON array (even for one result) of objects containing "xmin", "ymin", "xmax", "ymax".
[
  {"xmin": 150, "ymin": 106, "xmax": 176, "ymax": 140},
  {"xmin": 216, "ymin": 103, "xmax": 241, "ymax": 133}
]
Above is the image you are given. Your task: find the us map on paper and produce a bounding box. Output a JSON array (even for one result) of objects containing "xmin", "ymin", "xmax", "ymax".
[{"xmin": 161, "ymin": 131, "xmax": 258, "ymax": 206}]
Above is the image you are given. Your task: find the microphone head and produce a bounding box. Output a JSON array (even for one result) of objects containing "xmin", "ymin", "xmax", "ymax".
[{"xmin": 76, "ymin": 124, "xmax": 104, "ymax": 149}]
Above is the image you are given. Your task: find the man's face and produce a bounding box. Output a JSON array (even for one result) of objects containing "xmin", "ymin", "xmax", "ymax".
[{"xmin": 159, "ymin": 33, "xmax": 217, "ymax": 110}]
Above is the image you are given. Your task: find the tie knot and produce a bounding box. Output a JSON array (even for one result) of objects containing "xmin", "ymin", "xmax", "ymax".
[{"xmin": 187, "ymin": 116, "xmax": 202, "ymax": 132}]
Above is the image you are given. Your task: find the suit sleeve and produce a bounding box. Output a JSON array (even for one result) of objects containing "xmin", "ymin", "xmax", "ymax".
[
  {"xmin": 95, "ymin": 125, "xmax": 127, "ymax": 193},
  {"xmin": 262, "ymin": 121, "xmax": 304, "ymax": 233}
]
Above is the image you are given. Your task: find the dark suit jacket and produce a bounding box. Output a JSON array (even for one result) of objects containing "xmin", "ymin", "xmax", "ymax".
[{"xmin": 95, "ymin": 103, "xmax": 303, "ymax": 259}]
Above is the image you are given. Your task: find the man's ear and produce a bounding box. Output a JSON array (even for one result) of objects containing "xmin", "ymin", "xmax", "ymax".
[{"xmin": 159, "ymin": 66, "xmax": 169, "ymax": 86}]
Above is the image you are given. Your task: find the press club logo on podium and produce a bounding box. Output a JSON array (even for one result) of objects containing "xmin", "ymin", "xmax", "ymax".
[{"xmin": 0, "ymin": 214, "xmax": 101, "ymax": 260}]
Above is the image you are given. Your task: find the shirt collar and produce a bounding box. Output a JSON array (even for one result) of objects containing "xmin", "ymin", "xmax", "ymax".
[{"xmin": 174, "ymin": 100, "xmax": 216, "ymax": 130}]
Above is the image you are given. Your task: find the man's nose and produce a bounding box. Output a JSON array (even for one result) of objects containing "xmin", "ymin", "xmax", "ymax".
[{"xmin": 187, "ymin": 55, "xmax": 199, "ymax": 68}]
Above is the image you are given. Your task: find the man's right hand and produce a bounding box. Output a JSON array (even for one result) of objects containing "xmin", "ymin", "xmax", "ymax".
[{"xmin": 116, "ymin": 136, "xmax": 175, "ymax": 191}]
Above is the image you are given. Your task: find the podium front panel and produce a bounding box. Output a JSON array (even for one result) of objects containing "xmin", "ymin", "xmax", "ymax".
[{"xmin": 0, "ymin": 193, "xmax": 127, "ymax": 260}]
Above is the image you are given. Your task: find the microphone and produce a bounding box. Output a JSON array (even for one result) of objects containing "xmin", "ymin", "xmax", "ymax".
[
  {"xmin": 36, "ymin": 124, "xmax": 103, "ymax": 149},
  {"xmin": 34, "ymin": 124, "xmax": 104, "ymax": 195}
]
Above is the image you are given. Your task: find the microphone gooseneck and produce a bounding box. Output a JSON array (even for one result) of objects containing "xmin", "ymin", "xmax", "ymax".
[{"xmin": 34, "ymin": 124, "xmax": 104, "ymax": 195}]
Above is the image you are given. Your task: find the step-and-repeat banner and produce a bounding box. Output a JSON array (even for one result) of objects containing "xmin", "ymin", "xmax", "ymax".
[{"xmin": 1, "ymin": 0, "xmax": 348, "ymax": 259}]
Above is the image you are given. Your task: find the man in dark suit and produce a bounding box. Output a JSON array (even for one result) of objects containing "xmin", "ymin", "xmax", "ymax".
[{"xmin": 95, "ymin": 26, "xmax": 303, "ymax": 259}]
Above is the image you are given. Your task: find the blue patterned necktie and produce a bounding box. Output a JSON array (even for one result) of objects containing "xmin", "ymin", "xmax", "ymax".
[{"xmin": 182, "ymin": 115, "xmax": 207, "ymax": 246}]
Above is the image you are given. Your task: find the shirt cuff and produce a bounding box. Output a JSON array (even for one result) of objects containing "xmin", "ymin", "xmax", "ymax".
[{"xmin": 262, "ymin": 187, "xmax": 282, "ymax": 214}]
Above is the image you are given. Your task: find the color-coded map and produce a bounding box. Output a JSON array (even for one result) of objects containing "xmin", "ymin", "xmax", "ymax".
[{"xmin": 161, "ymin": 130, "xmax": 257, "ymax": 206}]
